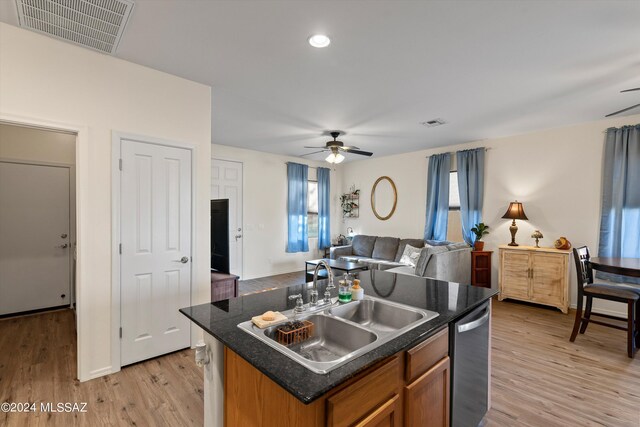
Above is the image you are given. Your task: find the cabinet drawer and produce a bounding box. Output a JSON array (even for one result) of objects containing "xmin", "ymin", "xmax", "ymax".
[
  {"xmin": 327, "ymin": 357, "xmax": 401, "ymax": 427},
  {"xmin": 405, "ymin": 327, "xmax": 448, "ymax": 383},
  {"xmin": 354, "ymin": 394, "xmax": 400, "ymax": 427}
]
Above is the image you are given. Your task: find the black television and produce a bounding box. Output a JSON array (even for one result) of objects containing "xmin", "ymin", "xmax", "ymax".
[{"xmin": 210, "ymin": 199, "xmax": 230, "ymax": 274}]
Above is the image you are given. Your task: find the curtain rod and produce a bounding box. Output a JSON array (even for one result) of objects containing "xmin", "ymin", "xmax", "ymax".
[
  {"xmin": 425, "ymin": 147, "xmax": 490, "ymax": 158},
  {"xmin": 284, "ymin": 162, "xmax": 322, "ymax": 169}
]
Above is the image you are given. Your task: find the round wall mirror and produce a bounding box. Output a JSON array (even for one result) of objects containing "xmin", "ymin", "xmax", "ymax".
[{"xmin": 371, "ymin": 176, "xmax": 397, "ymax": 221}]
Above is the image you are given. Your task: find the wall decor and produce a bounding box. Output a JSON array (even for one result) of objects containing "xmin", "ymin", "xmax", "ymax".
[
  {"xmin": 340, "ymin": 185, "xmax": 359, "ymax": 218},
  {"xmin": 371, "ymin": 176, "xmax": 397, "ymax": 221}
]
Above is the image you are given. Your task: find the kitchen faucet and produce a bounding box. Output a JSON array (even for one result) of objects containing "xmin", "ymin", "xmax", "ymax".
[{"xmin": 311, "ymin": 260, "xmax": 335, "ymax": 306}]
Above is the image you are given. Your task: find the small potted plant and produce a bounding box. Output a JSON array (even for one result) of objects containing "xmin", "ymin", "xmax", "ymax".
[{"xmin": 471, "ymin": 223, "xmax": 490, "ymax": 251}]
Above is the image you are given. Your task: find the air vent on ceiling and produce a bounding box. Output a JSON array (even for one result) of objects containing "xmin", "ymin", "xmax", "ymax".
[
  {"xmin": 420, "ymin": 118, "xmax": 447, "ymax": 128},
  {"xmin": 15, "ymin": 0, "xmax": 135, "ymax": 54}
]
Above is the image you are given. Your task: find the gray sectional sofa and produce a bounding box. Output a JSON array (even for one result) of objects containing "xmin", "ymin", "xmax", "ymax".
[{"xmin": 330, "ymin": 235, "xmax": 471, "ymax": 284}]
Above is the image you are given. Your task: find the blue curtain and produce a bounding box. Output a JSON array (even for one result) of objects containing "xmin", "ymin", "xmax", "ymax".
[
  {"xmin": 424, "ymin": 153, "xmax": 451, "ymax": 241},
  {"xmin": 286, "ymin": 162, "xmax": 309, "ymax": 253},
  {"xmin": 457, "ymin": 148, "xmax": 485, "ymax": 245},
  {"xmin": 598, "ymin": 125, "xmax": 640, "ymax": 284},
  {"xmin": 317, "ymin": 167, "xmax": 331, "ymax": 250}
]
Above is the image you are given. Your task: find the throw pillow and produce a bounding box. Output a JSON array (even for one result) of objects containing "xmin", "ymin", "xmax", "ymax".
[{"xmin": 399, "ymin": 245, "xmax": 422, "ymax": 267}]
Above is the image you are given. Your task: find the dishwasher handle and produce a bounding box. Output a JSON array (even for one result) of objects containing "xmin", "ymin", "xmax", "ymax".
[{"xmin": 457, "ymin": 308, "xmax": 490, "ymax": 333}]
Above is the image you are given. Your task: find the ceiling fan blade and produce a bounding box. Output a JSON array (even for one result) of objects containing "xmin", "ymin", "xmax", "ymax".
[
  {"xmin": 304, "ymin": 146, "xmax": 328, "ymax": 149},
  {"xmin": 300, "ymin": 150, "xmax": 327, "ymax": 157},
  {"xmin": 341, "ymin": 145, "xmax": 360, "ymax": 150},
  {"xmin": 605, "ymin": 103, "xmax": 640, "ymax": 117},
  {"xmin": 342, "ymin": 148, "xmax": 373, "ymax": 157},
  {"xmin": 621, "ymin": 88, "xmax": 640, "ymax": 93}
]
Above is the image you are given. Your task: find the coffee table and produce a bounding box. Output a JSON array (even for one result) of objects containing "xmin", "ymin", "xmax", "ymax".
[{"xmin": 305, "ymin": 258, "xmax": 368, "ymax": 283}]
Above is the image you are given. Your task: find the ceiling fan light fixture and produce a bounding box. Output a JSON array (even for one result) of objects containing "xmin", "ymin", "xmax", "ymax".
[
  {"xmin": 326, "ymin": 152, "xmax": 344, "ymax": 164},
  {"xmin": 308, "ymin": 34, "xmax": 331, "ymax": 48}
]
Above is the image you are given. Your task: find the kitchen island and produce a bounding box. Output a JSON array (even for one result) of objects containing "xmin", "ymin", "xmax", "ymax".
[{"xmin": 181, "ymin": 269, "xmax": 497, "ymax": 427}]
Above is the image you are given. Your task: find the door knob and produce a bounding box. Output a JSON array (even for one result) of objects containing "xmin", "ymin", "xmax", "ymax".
[
  {"xmin": 61, "ymin": 233, "xmax": 68, "ymax": 238},
  {"xmin": 173, "ymin": 256, "xmax": 189, "ymax": 264},
  {"xmin": 58, "ymin": 243, "xmax": 69, "ymax": 248}
]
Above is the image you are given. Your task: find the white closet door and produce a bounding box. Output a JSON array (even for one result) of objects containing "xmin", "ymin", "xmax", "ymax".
[
  {"xmin": 0, "ymin": 162, "xmax": 71, "ymax": 315},
  {"xmin": 120, "ymin": 140, "xmax": 192, "ymax": 366}
]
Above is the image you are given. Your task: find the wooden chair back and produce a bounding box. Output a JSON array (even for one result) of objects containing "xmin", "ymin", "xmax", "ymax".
[{"xmin": 573, "ymin": 246, "xmax": 594, "ymax": 298}]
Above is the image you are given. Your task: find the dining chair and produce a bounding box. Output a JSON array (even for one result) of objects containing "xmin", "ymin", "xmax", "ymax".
[{"xmin": 570, "ymin": 246, "xmax": 640, "ymax": 358}]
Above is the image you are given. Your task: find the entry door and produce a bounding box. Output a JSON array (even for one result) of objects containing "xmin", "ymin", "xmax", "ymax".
[
  {"xmin": 0, "ymin": 162, "xmax": 71, "ymax": 315},
  {"xmin": 120, "ymin": 139, "xmax": 192, "ymax": 366},
  {"xmin": 211, "ymin": 159, "xmax": 243, "ymax": 278}
]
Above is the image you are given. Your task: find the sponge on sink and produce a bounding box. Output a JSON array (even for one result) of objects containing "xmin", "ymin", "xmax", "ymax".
[{"xmin": 251, "ymin": 311, "xmax": 287, "ymax": 328}]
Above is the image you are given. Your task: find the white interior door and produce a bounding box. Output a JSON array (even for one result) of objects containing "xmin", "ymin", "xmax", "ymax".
[
  {"xmin": 120, "ymin": 139, "xmax": 192, "ymax": 366},
  {"xmin": 211, "ymin": 159, "xmax": 243, "ymax": 278},
  {"xmin": 0, "ymin": 161, "xmax": 71, "ymax": 315}
]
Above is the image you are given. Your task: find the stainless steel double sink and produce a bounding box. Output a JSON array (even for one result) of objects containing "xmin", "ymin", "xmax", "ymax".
[{"xmin": 237, "ymin": 296, "xmax": 439, "ymax": 374}]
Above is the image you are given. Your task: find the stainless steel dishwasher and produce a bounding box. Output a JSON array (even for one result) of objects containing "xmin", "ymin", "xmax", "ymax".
[{"xmin": 450, "ymin": 301, "xmax": 490, "ymax": 427}]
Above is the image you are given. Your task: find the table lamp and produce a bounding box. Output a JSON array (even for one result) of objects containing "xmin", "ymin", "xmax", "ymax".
[{"xmin": 501, "ymin": 200, "xmax": 528, "ymax": 246}]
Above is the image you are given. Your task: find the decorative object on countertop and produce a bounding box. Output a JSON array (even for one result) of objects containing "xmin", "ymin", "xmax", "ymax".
[
  {"xmin": 471, "ymin": 222, "xmax": 490, "ymax": 251},
  {"xmin": 501, "ymin": 200, "xmax": 528, "ymax": 246},
  {"xmin": 340, "ymin": 185, "xmax": 360, "ymax": 218},
  {"xmin": 531, "ymin": 230, "xmax": 543, "ymax": 248},
  {"xmin": 371, "ymin": 176, "xmax": 397, "ymax": 221},
  {"xmin": 351, "ymin": 279, "xmax": 364, "ymax": 300},
  {"xmin": 554, "ymin": 236, "xmax": 572, "ymax": 250},
  {"xmin": 276, "ymin": 320, "xmax": 314, "ymax": 346}
]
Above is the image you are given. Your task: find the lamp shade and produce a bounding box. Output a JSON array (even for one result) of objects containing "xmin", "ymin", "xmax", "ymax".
[{"xmin": 501, "ymin": 201, "xmax": 528, "ymax": 220}]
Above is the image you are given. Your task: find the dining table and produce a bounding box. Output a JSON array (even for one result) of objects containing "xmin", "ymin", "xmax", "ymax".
[{"xmin": 589, "ymin": 257, "xmax": 640, "ymax": 278}]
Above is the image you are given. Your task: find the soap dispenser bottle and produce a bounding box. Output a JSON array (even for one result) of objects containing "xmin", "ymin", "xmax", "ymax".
[
  {"xmin": 338, "ymin": 273, "xmax": 352, "ymax": 303},
  {"xmin": 351, "ymin": 279, "xmax": 364, "ymax": 301}
]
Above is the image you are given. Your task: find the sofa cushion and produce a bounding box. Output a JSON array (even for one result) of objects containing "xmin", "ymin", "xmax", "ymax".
[
  {"xmin": 446, "ymin": 242, "xmax": 470, "ymax": 251},
  {"xmin": 398, "ymin": 245, "xmax": 423, "ymax": 267},
  {"xmin": 415, "ymin": 246, "xmax": 449, "ymax": 276},
  {"xmin": 374, "ymin": 260, "xmax": 407, "ymax": 271},
  {"xmin": 394, "ymin": 238, "xmax": 426, "ymax": 261},
  {"xmin": 425, "ymin": 240, "xmax": 452, "ymax": 246},
  {"xmin": 372, "ymin": 237, "xmax": 400, "ymax": 261},
  {"xmin": 386, "ymin": 266, "xmax": 416, "ymax": 276},
  {"xmin": 352, "ymin": 235, "xmax": 377, "ymax": 257}
]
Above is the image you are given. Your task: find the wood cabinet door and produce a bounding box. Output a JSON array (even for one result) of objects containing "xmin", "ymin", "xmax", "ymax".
[
  {"xmin": 530, "ymin": 253, "xmax": 566, "ymax": 306},
  {"xmin": 354, "ymin": 395, "xmax": 400, "ymax": 427},
  {"xmin": 500, "ymin": 250, "xmax": 530, "ymax": 299},
  {"xmin": 404, "ymin": 356, "xmax": 450, "ymax": 427}
]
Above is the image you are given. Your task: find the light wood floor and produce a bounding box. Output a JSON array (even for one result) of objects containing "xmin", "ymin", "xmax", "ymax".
[
  {"xmin": 0, "ymin": 309, "xmax": 203, "ymax": 427},
  {"xmin": 2, "ymin": 292, "xmax": 639, "ymax": 426},
  {"xmin": 238, "ymin": 271, "xmax": 305, "ymax": 296}
]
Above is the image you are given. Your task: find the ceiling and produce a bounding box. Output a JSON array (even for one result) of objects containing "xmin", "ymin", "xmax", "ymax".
[{"xmin": 1, "ymin": 0, "xmax": 639, "ymax": 161}]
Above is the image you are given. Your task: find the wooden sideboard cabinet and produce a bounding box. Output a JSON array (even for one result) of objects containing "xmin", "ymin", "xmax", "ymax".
[{"xmin": 498, "ymin": 245, "xmax": 571, "ymax": 313}]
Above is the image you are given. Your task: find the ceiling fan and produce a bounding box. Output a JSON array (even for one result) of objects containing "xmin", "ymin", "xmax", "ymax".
[
  {"xmin": 302, "ymin": 131, "xmax": 373, "ymax": 164},
  {"xmin": 606, "ymin": 88, "xmax": 640, "ymax": 117}
]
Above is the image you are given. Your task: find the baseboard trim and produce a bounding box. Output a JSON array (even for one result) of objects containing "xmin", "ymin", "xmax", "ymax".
[{"xmin": 87, "ymin": 366, "xmax": 113, "ymax": 380}]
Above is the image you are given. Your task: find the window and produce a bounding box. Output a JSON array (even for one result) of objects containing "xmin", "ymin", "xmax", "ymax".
[
  {"xmin": 308, "ymin": 181, "xmax": 318, "ymax": 238},
  {"xmin": 447, "ymin": 171, "xmax": 463, "ymax": 242},
  {"xmin": 448, "ymin": 171, "xmax": 460, "ymax": 210}
]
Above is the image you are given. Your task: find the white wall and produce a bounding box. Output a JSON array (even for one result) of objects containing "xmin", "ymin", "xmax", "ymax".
[
  {"xmin": 212, "ymin": 144, "xmax": 342, "ymax": 280},
  {"xmin": 341, "ymin": 113, "xmax": 640, "ymax": 315},
  {"xmin": 0, "ymin": 23, "xmax": 212, "ymax": 380},
  {"xmin": 0, "ymin": 124, "xmax": 76, "ymax": 164}
]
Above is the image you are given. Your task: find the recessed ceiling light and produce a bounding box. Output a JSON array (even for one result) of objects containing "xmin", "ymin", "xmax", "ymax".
[{"xmin": 308, "ymin": 34, "xmax": 331, "ymax": 48}]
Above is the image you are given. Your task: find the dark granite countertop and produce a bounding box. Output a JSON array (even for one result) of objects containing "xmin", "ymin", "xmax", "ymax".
[{"xmin": 180, "ymin": 269, "xmax": 497, "ymax": 404}]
